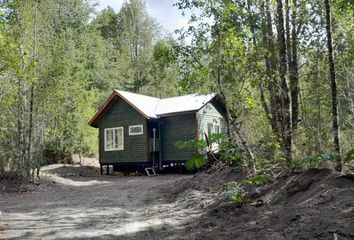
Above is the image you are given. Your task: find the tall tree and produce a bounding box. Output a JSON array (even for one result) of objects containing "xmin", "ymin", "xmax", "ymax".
[
  {"xmin": 276, "ymin": 0, "xmax": 292, "ymax": 164},
  {"xmin": 324, "ymin": 0, "xmax": 342, "ymax": 171},
  {"xmin": 116, "ymin": 0, "xmax": 157, "ymax": 92}
]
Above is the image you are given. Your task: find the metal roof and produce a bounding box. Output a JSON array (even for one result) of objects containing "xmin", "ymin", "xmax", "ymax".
[
  {"xmin": 116, "ymin": 90, "xmax": 217, "ymax": 118},
  {"xmin": 116, "ymin": 90, "xmax": 160, "ymax": 118},
  {"xmin": 89, "ymin": 90, "xmax": 218, "ymax": 127}
]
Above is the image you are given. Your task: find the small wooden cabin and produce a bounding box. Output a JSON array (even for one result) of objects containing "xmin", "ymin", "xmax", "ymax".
[{"xmin": 89, "ymin": 90, "xmax": 228, "ymax": 174}]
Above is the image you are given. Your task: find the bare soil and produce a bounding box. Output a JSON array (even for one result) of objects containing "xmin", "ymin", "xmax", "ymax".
[{"xmin": 1, "ymin": 163, "xmax": 353, "ymax": 240}]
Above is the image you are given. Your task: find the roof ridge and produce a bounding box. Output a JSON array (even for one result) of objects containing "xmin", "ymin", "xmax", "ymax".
[
  {"xmin": 160, "ymin": 93, "xmax": 197, "ymax": 100},
  {"xmin": 114, "ymin": 89, "xmax": 161, "ymax": 100}
]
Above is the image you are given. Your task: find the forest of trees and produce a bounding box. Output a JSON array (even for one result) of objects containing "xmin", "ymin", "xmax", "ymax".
[{"xmin": 0, "ymin": 0, "xmax": 353, "ymax": 180}]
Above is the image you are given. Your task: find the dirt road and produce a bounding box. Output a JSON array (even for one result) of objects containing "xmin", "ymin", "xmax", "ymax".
[
  {"xmin": 0, "ymin": 165, "xmax": 215, "ymax": 240},
  {"xmin": 1, "ymin": 165, "xmax": 354, "ymax": 240}
]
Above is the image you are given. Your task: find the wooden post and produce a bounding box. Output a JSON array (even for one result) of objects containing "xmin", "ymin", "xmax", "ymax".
[
  {"xmin": 100, "ymin": 164, "xmax": 103, "ymax": 175},
  {"xmin": 106, "ymin": 165, "xmax": 109, "ymax": 175}
]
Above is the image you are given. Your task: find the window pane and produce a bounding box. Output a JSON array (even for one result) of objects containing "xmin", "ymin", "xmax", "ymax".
[
  {"xmin": 215, "ymin": 125, "xmax": 220, "ymax": 143},
  {"xmin": 207, "ymin": 123, "xmax": 213, "ymax": 136},
  {"xmin": 105, "ymin": 130, "xmax": 113, "ymax": 149},
  {"xmin": 129, "ymin": 125, "xmax": 143, "ymax": 135},
  {"xmin": 114, "ymin": 129, "xmax": 119, "ymax": 148},
  {"xmin": 215, "ymin": 125, "xmax": 220, "ymax": 134},
  {"xmin": 116, "ymin": 128, "xmax": 123, "ymax": 148}
]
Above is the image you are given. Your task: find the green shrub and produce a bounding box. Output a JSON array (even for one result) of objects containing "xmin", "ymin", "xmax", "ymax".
[
  {"xmin": 224, "ymin": 173, "xmax": 271, "ymax": 189},
  {"xmin": 218, "ymin": 141, "xmax": 246, "ymax": 166},
  {"xmin": 292, "ymin": 153, "xmax": 337, "ymax": 169},
  {"xmin": 185, "ymin": 154, "xmax": 205, "ymax": 170},
  {"xmin": 222, "ymin": 186, "xmax": 247, "ymax": 204},
  {"xmin": 344, "ymin": 148, "xmax": 354, "ymax": 164},
  {"xmin": 43, "ymin": 141, "xmax": 72, "ymax": 165},
  {"xmin": 222, "ymin": 173, "xmax": 270, "ymax": 204},
  {"xmin": 175, "ymin": 133, "xmax": 226, "ymax": 170}
]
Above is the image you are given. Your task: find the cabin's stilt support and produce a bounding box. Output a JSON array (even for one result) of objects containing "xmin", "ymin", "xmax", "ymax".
[
  {"xmin": 100, "ymin": 164, "xmax": 103, "ymax": 175},
  {"xmin": 106, "ymin": 164, "xmax": 109, "ymax": 175}
]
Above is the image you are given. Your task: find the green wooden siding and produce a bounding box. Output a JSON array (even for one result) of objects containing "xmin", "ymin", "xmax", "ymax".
[
  {"xmin": 196, "ymin": 99, "xmax": 227, "ymax": 140},
  {"xmin": 160, "ymin": 113, "xmax": 197, "ymax": 161},
  {"xmin": 98, "ymin": 97, "xmax": 148, "ymax": 164}
]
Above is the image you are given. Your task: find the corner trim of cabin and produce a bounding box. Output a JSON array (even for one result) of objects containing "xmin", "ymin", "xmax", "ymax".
[
  {"xmin": 195, "ymin": 113, "xmax": 199, "ymax": 154},
  {"xmin": 144, "ymin": 119, "xmax": 149, "ymax": 162}
]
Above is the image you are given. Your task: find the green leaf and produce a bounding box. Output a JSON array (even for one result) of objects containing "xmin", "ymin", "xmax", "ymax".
[{"xmin": 185, "ymin": 154, "xmax": 205, "ymax": 170}]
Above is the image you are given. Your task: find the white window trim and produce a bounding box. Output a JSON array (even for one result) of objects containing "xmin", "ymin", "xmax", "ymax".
[
  {"xmin": 104, "ymin": 127, "xmax": 124, "ymax": 151},
  {"xmin": 129, "ymin": 124, "xmax": 143, "ymax": 136},
  {"xmin": 206, "ymin": 122, "xmax": 221, "ymax": 149},
  {"xmin": 207, "ymin": 122, "xmax": 220, "ymax": 136}
]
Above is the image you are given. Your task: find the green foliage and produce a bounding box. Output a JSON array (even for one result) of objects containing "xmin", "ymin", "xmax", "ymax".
[
  {"xmin": 0, "ymin": 0, "xmax": 183, "ymax": 180},
  {"xmin": 176, "ymin": 132, "xmax": 225, "ymax": 150},
  {"xmin": 224, "ymin": 174, "xmax": 271, "ymax": 189},
  {"xmin": 222, "ymin": 187, "xmax": 247, "ymax": 204},
  {"xmin": 292, "ymin": 153, "xmax": 338, "ymax": 169},
  {"xmin": 175, "ymin": 0, "xmax": 354, "ymax": 171},
  {"xmin": 218, "ymin": 141, "xmax": 246, "ymax": 166},
  {"xmin": 344, "ymin": 148, "xmax": 354, "ymax": 164},
  {"xmin": 185, "ymin": 154, "xmax": 205, "ymax": 170},
  {"xmin": 222, "ymin": 173, "xmax": 270, "ymax": 204},
  {"xmin": 176, "ymin": 133, "xmax": 226, "ymax": 170}
]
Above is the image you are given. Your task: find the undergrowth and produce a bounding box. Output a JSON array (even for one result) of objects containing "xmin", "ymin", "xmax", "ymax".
[{"xmin": 222, "ymin": 173, "xmax": 271, "ymax": 204}]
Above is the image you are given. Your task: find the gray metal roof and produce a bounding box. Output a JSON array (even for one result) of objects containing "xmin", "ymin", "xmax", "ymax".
[{"xmin": 115, "ymin": 90, "xmax": 217, "ymax": 118}]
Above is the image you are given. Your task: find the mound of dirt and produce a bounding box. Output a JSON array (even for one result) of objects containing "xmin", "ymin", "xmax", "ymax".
[
  {"xmin": 165, "ymin": 168, "xmax": 354, "ymax": 240},
  {"xmin": 0, "ymin": 180, "xmax": 40, "ymax": 194},
  {"xmin": 44, "ymin": 164, "xmax": 100, "ymax": 177},
  {"xmin": 155, "ymin": 163, "xmax": 247, "ymax": 203}
]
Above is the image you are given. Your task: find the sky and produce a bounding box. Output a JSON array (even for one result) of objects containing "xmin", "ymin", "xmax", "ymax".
[{"xmin": 95, "ymin": 0, "xmax": 189, "ymax": 34}]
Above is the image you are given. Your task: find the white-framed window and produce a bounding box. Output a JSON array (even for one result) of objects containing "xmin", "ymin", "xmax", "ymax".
[
  {"xmin": 129, "ymin": 124, "xmax": 143, "ymax": 136},
  {"xmin": 104, "ymin": 127, "xmax": 124, "ymax": 151},
  {"xmin": 207, "ymin": 122, "xmax": 221, "ymax": 145},
  {"xmin": 207, "ymin": 123, "xmax": 220, "ymax": 136}
]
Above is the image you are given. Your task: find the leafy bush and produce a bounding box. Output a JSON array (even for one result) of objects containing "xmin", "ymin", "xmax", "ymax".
[
  {"xmin": 222, "ymin": 173, "xmax": 270, "ymax": 204},
  {"xmin": 344, "ymin": 148, "xmax": 354, "ymax": 164},
  {"xmin": 292, "ymin": 153, "xmax": 337, "ymax": 169},
  {"xmin": 224, "ymin": 174, "xmax": 271, "ymax": 188},
  {"xmin": 175, "ymin": 133, "xmax": 225, "ymax": 170},
  {"xmin": 222, "ymin": 186, "xmax": 247, "ymax": 204},
  {"xmin": 218, "ymin": 141, "xmax": 246, "ymax": 166},
  {"xmin": 176, "ymin": 132, "xmax": 249, "ymax": 170},
  {"xmin": 43, "ymin": 141, "xmax": 72, "ymax": 165},
  {"xmin": 184, "ymin": 154, "xmax": 205, "ymax": 170}
]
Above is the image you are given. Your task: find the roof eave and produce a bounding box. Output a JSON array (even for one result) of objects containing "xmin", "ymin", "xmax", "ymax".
[
  {"xmin": 157, "ymin": 110, "xmax": 198, "ymax": 117},
  {"xmin": 88, "ymin": 90, "xmax": 152, "ymax": 128},
  {"xmin": 195, "ymin": 93, "xmax": 221, "ymax": 112},
  {"xmin": 88, "ymin": 91, "xmax": 117, "ymax": 128}
]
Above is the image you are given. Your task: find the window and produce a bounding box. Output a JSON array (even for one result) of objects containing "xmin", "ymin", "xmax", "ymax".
[
  {"xmin": 129, "ymin": 125, "xmax": 143, "ymax": 135},
  {"xmin": 207, "ymin": 122, "xmax": 221, "ymax": 144},
  {"xmin": 207, "ymin": 123, "xmax": 220, "ymax": 136},
  {"xmin": 104, "ymin": 127, "xmax": 124, "ymax": 151},
  {"xmin": 207, "ymin": 123, "xmax": 214, "ymax": 137}
]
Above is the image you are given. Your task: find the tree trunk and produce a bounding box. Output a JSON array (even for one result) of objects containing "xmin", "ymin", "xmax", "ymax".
[
  {"xmin": 276, "ymin": 0, "xmax": 292, "ymax": 165},
  {"xmin": 285, "ymin": 0, "xmax": 292, "ymax": 74},
  {"xmin": 261, "ymin": 0, "xmax": 282, "ymax": 139},
  {"xmin": 324, "ymin": 0, "xmax": 341, "ymax": 171},
  {"xmin": 290, "ymin": 0, "xmax": 299, "ymax": 130}
]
